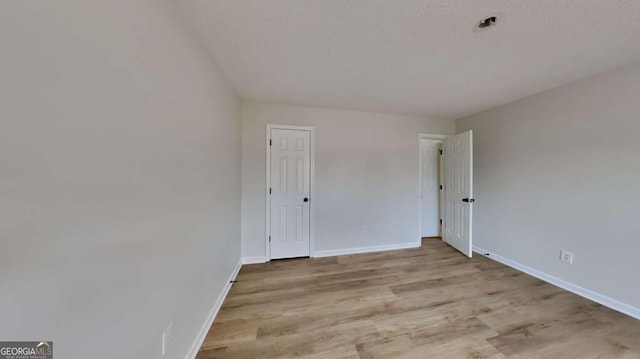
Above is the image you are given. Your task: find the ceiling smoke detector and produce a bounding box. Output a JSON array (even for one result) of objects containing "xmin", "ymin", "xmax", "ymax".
[
  {"xmin": 479, "ymin": 16, "xmax": 497, "ymax": 28},
  {"xmin": 474, "ymin": 13, "xmax": 502, "ymax": 32}
]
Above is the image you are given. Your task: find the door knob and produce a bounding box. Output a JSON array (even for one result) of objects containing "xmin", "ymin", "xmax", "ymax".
[{"xmin": 303, "ymin": 198, "xmax": 309, "ymax": 202}]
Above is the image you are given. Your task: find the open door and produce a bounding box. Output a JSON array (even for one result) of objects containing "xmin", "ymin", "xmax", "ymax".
[{"xmin": 443, "ymin": 130, "xmax": 473, "ymax": 257}]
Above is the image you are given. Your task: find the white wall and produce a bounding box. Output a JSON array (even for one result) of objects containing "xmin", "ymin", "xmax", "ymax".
[
  {"xmin": 241, "ymin": 102, "xmax": 455, "ymax": 260},
  {"xmin": 0, "ymin": 1, "xmax": 241, "ymax": 358},
  {"xmin": 457, "ymin": 61, "xmax": 640, "ymax": 313}
]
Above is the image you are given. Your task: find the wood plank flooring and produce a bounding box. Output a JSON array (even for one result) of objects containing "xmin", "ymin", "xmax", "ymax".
[{"xmin": 197, "ymin": 238, "xmax": 640, "ymax": 358}]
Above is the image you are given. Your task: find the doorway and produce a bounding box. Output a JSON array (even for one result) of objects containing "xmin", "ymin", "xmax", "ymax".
[
  {"xmin": 419, "ymin": 138, "xmax": 444, "ymax": 237},
  {"xmin": 419, "ymin": 131, "xmax": 474, "ymax": 258},
  {"xmin": 266, "ymin": 125, "xmax": 314, "ymax": 260}
]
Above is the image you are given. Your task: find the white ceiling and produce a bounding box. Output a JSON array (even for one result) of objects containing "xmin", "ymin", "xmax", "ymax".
[{"xmin": 175, "ymin": 0, "xmax": 640, "ymax": 119}]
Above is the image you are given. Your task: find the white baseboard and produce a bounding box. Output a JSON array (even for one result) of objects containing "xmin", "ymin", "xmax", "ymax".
[
  {"xmin": 312, "ymin": 241, "xmax": 421, "ymax": 258},
  {"xmin": 185, "ymin": 260, "xmax": 242, "ymax": 359},
  {"xmin": 243, "ymin": 243, "xmax": 421, "ymax": 263},
  {"xmin": 473, "ymin": 245, "xmax": 640, "ymax": 320},
  {"xmin": 242, "ymin": 256, "xmax": 266, "ymax": 264}
]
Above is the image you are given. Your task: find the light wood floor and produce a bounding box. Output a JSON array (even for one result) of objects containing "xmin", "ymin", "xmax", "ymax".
[{"xmin": 197, "ymin": 238, "xmax": 640, "ymax": 358}]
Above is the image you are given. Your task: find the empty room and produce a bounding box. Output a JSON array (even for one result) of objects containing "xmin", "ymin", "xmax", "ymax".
[{"xmin": 2, "ymin": 1, "xmax": 640, "ymax": 358}]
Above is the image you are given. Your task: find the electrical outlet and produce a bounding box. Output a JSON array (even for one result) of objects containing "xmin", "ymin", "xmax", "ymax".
[
  {"xmin": 560, "ymin": 250, "xmax": 574, "ymax": 264},
  {"xmin": 360, "ymin": 226, "xmax": 367, "ymax": 234},
  {"xmin": 162, "ymin": 322, "xmax": 173, "ymax": 356}
]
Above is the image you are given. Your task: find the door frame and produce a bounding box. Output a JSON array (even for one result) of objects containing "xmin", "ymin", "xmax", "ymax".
[
  {"xmin": 418, "ymin": 133, "xmax": 448, "ymax": 243},
  {"xmin": 265, "ymin": 124, "xmax": 315, "ymax": 261}
]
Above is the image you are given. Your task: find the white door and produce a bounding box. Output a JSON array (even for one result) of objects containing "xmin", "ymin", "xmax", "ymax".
[
  {"xmin": 443, "ymin": 130, "xmax": 473, "ymax": 257},
  {"xmin": 270, "ymin": 129, "xmax": 311, "ymax": 259},
  {"xmin": 420, "ymin": 141, "xmax": 440, "ymax": 237}
]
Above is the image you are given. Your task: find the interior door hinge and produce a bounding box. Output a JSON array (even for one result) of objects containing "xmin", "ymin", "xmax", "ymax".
[
  {"xmin": 439, "ymin": 149, "xmax": 443, "ymax": 155},
  {"xmin": 440, "ymin": 219, "xmax": 443, "ymax": 224},
  {"xmin": 269, "ymin": 139, "xmax": 272, "ymax": 146},
  {"xmin": 269, "ymin": 188, "xmax": 272, "ymax": 194},
  {"xmin": 269, "ymin": 236, "xmax": 271, "ymax": 243},
  {"xmin": 439, "ymin": 185, "xmax": 443, "ymax": 190}
]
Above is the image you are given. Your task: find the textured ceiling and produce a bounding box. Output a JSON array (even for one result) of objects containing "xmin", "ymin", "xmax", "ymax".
[{"xmin": 175, "ymin": 0, "xmax": 640, "ymax": 119}]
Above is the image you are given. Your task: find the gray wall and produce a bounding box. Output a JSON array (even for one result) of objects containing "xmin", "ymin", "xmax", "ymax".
[
  {"xmin": 241, "ymin": 102, "xmax": 455, "ymax": 260},
  {"xmin": 457, "ymin": 61, "xmax": 640, "ymax": 311},
  {"xmin": 0, "ymin": 1, "xmax": 241, "ymax": 358}
]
